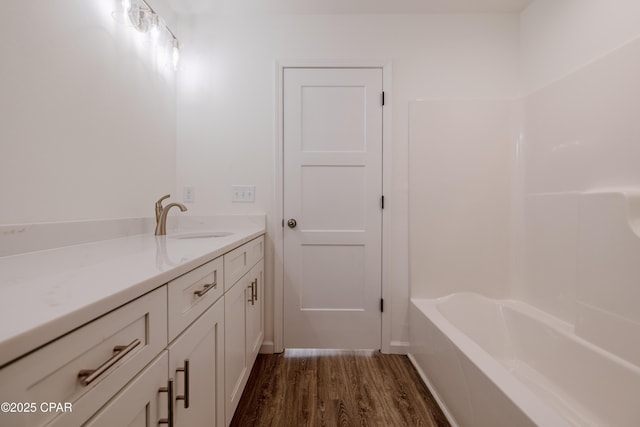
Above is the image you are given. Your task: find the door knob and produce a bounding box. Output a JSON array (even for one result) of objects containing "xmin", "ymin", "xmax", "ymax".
[{"xmin": 287, "ymin": 219, "xmax": 297, "ymax": 229}]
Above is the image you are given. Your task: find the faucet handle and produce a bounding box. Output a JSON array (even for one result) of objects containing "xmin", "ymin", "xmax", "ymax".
[
  {"xmin": 155, "ymin": 194, "xmax": 171, "ymax": 222},
  {"xmin": 157, "ymin": 194, "xmax": 171, "ymax": 203}
]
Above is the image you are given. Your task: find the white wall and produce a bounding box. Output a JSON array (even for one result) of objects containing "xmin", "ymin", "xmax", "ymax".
[
  {"xmin": 517, "ymin": 0, "xmax": 640, "ymax": 352},
  {"xmin": 175, "ymin": 13, "xmax": 520, "ymax": 349},
  {"xmin": 0, "ymin": 0, "xmax": 177, "ymax": 224}
]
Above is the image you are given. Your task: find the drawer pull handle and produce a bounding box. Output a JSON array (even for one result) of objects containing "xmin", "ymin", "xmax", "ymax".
[
  {"xmin": 247, "ymin": 282, "xmax": 255, "ymax": 305},
  {"xmin": 193, "ymin": 281, "xmax": 217, "ymax": 297},
  {"xmin": 176, "ymin": 359, "xmax": 190, "ymax": 408},
  {"xmin": 252, "ymin": 278, "xmax": 258, "ymax": 302},
  {"xmin": 77, "ymin": 339, "xmax": 141, "ymax": 386},
  {"xmin": 159, "ymin": 378, "xmax": 174, "ymax": 427}
]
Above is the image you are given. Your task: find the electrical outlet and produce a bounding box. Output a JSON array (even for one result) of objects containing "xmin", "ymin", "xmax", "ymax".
[
  {"xmin": 183, "ymin": 186, "xmax": 195, "ymax": 203},
  {"xmin": 232, "ymin": 185, "xmax": 256, "ymax": 202}
]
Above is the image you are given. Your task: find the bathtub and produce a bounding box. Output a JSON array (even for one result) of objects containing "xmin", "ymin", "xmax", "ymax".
[{"xmin": 408, "ymin": 293, "xmax": 640, "ymax": 427}]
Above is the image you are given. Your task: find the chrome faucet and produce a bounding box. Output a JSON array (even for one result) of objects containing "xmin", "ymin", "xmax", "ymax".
[{"xmin": 154, "ymin": 194, "xmax": 188, "ymax": 236}]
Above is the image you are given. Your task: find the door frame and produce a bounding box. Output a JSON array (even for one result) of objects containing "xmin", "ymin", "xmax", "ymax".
[{"xmin": 273, "ymin": 59, "xmax": 393, "ymax": 353}]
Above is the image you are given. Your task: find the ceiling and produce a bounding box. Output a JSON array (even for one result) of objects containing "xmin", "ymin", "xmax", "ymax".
[{"xmin": 166, "ymin": 0, "xmax": 534, "ymax": 15}]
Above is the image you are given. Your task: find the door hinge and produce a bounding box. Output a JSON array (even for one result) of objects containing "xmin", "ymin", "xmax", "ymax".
[
  {"xmin": 381, "ymin": 195, "xmax": 385, "ymax": 209},
  {"xmin": 381, "ymin": 91, "xmax": 385, "ymax": 106},
  {"xmin": 380, "ymin": 298, "xmax": 384, "ymax": 313}
]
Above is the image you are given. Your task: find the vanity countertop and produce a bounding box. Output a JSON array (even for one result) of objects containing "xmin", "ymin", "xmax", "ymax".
[{"xmin": 0, "ymin": 218, "xmax": 265, "ymax": 368}]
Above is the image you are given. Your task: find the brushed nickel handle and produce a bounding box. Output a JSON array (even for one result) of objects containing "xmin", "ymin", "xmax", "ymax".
[
  {"xmin": 193, "ymin": 281, "xmax": 217, "ymax": 297},
  {"xmin": 158, "ymin": 378, "xmax": 174, "ymax": 427},
  {"xmin": 247, "ymin": 284, "xmax": 255, "ymax": 305},
  {"xmin": 252, "ymin": 279, "xmax": 258, "ymax": 302},
  {"xmin": 176, "ymin": 359, "xmax": 190, "ymax": 409},
  {"xmin": 78, "ymin": 339, "xmax": 141, "ymax": 386},
  {"xmin": 287, "ymin": 218, "xmax": 297, "ymax": 228}
]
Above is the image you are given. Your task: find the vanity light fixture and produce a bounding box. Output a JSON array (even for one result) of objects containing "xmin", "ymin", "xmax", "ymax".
[{"xmin": 116, "ymin": 0, "xmax": 181, "ymax": 70}]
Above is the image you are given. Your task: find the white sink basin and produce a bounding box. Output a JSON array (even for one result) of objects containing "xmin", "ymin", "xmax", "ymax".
[{"xmin": 169, "ymin": 231, "xmax": 234, "ymax": 239}]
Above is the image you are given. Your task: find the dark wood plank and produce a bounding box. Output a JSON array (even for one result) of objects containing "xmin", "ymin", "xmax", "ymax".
[{"xmin": 230, "ymin": 349, "xmax": 451, "ymax": 427}]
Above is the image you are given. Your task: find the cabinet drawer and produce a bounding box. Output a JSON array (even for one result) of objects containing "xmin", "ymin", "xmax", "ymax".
[
  {"xmin": 224, "ymin": 236, "xmax": 264, "ymax": 291},
  {"xmin": 168, "ymin": 256, "xmax": 224, "ymax": 342},
  {"xmin": 0, "ymin": 286, "xmax": 167, "ymax": 427}
]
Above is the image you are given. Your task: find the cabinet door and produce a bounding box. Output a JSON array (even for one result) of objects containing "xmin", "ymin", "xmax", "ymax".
[
  {"xmin": 84, "ymin": 351, "xmax": 169, "ymax": 427},
  {"xmin": 168, "ymin": 298, "xmax": 225, "ymax": 427},
  {"xmin": 224, "ymin": 273, "xmax": 251, "ymax": 426},
  {"xmin": 246, "ymin": 259, "xmax": 264, "ymax": 366}
]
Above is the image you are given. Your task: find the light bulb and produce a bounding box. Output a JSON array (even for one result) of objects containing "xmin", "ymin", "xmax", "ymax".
[
  {"xmin": 116, "ymin": 0, "xmax": 131, "ymax": 22},
  {"xmin": 172, "ymin": 39, "xmax": 180, "ymax": 70},
  {"xmin": 150, "ymin": 14, "xmax": 160, "ymax": 40},
  {"xmin": 157, "ymin": 41, "xmax": 168, "ymax": 68},
  {"xmin": 128, "ymin": 2, "xmax": 150, "ymax": 33}
]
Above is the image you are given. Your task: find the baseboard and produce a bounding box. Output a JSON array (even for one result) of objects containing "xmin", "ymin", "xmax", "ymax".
[
  {"xmin": 388, "ymin": 340, "xmax": 410, "ymax": 355},
  {"xmin": 259, "ymin": 340, "xmax": 275, "ymax": 354},
  {"xmin": 407, "ymin": 353, "xmax": 459, "ymax": 427}
]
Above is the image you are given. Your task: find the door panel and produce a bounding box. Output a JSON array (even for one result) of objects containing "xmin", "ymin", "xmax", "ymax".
[
  {"xmin": 283, "ymin": 67, "xmax": 383, "ymax": 349},
  {"xmin": 300, "ymin": 244, "xmax": 365, "ymax": 310},
  {"xmin": 301, "ymin": 85, "xmax": 366, "ymax": 151},
  {"xmin": 301, "ymin": 165, "xmax": 366, "ymax": 229}
]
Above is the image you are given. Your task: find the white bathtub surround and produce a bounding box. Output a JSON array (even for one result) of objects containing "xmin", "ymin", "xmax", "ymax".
[
  {"xmin": 516, "ymin": 1, "xmax": 640, "ymax": 323},
  {"xmin": 0, "ymin": 215, "xmax": 265, "ymax": 367},
  {"xmin": 520, "ymin": 0, "xmax": 640, "ymax": 96},
  {"xmin": 522, "ymin": 39, "xmax": 640, "ymax": 196},
  {"xmin": 576, "ymin": 190, "xmax": 640, "ymax": 367},
  {"xmin": 521, "ymin": 193, "xmax": 579, "ymax": 324},
  {"xmin": 408, "ymin": 4, "xmax": 640, "ymax": 424},
  {"xmin": 512, "ymin": 0, "xmax": 640, "ymax": 372},
  {"xmin": 410, "ymin": 186, "xmax": 640, "ymax": 425},
  {"xmin": 409, "ymin": 294, "xmax": 640, "ymax": 427},
  {"xmin": 409, "ymin": 99, "xmax": 518, "ymax": 299}
]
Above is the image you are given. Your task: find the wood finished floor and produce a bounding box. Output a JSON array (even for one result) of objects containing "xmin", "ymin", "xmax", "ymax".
[{"xmin": 230, "ymin": 349, "xmax": 451, "ymax": 427}]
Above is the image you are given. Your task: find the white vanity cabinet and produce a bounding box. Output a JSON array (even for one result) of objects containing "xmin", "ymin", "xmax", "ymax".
[
  {"xmin": 0, "ymin": 232, "xmax": 265, "ymax": 427},
  {"xmin": 224, "ymin": 237, "xmax": 264, "ymax": 426}
]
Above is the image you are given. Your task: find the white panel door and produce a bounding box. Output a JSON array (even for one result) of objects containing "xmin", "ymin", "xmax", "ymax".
[{"xmin": 283, "ymin": 67, "xmax": 383, "ymax": 349}]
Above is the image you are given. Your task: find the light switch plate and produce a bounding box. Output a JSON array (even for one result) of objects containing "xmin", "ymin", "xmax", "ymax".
[
  {"xmin": 232, "ymin": 185, "xmax": 255, "ymax": 202},
  {"xmin": 183, "ymin": 186, "xmax": 195, "ymax": 203}
]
